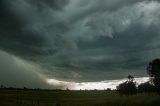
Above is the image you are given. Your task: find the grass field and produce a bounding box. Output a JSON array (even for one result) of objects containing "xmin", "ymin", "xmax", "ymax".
[{"xmin": 0, "ymin": 89, "xmax": 160, "ymax": 106}]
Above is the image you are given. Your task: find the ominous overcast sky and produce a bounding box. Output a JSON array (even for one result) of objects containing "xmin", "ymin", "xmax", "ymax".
[{"xmin": 0, "ymin": 0, "xmax": 160, "ymax": 89}]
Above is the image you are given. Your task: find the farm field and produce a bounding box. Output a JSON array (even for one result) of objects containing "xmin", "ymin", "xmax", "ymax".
[{"xmin": 0, "ymin": 89, "xmax": 160, "ymax": 106}]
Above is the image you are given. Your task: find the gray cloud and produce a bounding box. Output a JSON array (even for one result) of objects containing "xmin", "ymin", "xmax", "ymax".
[
  {"xmin": 0, "ymin": 0, "xmax": 160, "ymax": 87},
  {"xmin": 27, "ymin": 0, "xmax": 69, "ymax": 10}
]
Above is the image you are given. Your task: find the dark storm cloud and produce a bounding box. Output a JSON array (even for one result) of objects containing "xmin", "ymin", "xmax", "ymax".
[
  {"xmin": 47, "ymin": 0, "xmax": 160, "ymax": 81},
  {"xmin": 0, "ymin": 0, "xmax": 70, "ymax": 58},
  {"xmin": 0, "ymin": 0, "xmax": 160, "ymax": 86},
  {"xmin": 0, "ymin": 0, "xmax": 48, "ymax": 57},
  {"xmin": 27, "ymin": 0, "xmax": 69, "ymax": 10}
]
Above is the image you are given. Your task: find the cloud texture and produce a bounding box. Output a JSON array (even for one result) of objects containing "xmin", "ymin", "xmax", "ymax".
[{"xmin": 0, "ymin": 0, "xmax": 160, "ymax": 88}]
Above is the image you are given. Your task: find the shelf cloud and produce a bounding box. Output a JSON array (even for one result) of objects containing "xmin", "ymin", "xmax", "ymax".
[{"xmin": 0, "ymin": 0, "xmax": 160, "ymax": 89}]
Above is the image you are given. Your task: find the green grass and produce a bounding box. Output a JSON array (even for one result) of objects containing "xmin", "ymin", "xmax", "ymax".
[{"xmin": 0, "ymin": 90, "xmax": 160, "ymax": 106}]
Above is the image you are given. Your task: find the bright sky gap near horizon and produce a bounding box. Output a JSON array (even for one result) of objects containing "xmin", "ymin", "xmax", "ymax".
[{"xmin": 0, "ymin": 0, "xmax": 160, "ymax": 90}]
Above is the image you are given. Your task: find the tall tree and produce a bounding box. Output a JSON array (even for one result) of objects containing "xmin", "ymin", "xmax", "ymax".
[
  {"xmin": 147, "ymin": 59, "xmax": 160, "ymax": 93},
  {"xmin": 128, "ymin": 75, "xmax": 134, "ymax": 82},
  {"xmin": 117, "ymin": 75, "xmax": 137, "ymax": 95}
]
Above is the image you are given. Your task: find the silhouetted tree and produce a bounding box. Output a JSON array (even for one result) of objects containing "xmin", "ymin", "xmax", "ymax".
[
  {"xmin": 138, "ymin": 82, "xmax": 155, "ymax": 93},
  {"xmin": 66, "ymin": 88, "xmax": 70, "ymax": 91},
  {"xmin": 23, "ymin": 87, "xmax": 28, "ymax": 91},
  {"xmin": 128, "ymin": 75, "xmax": 134, "ymax": 82},
  {"xmin": 107, "ymin": 88, "xmax": 111, "ymax": 91},
  {"xmin": 147, "ymin": 58, "xmax": 160, "ymax": 93},
  {"xmin": 117, "ymin": 75, "xmax": 137, "ymax": 95}
]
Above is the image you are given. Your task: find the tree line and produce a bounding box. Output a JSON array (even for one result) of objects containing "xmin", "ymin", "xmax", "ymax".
[{"xmin": 117, "ymin": 58, "xmax": 160, "ymax": 95}]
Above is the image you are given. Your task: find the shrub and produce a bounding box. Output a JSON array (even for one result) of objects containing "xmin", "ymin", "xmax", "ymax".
[
  {"xmin": 138, "ymin": 82, "xmax": 155, "ymax": 93},
  {"xmin": 117, "ymin": 81, "xmax": 137, "ymax": 95}
]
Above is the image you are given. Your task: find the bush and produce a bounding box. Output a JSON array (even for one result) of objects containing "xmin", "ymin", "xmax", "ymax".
[
  {"xmin": 138, "ymin": 82, "xmax": 155, "ymax": 93},
  {"xmin": 117, "ymin": 81, "xmax": 137, "ymax": 95}
]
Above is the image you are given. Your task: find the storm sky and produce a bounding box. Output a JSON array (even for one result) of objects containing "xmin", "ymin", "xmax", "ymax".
[{"xmin": 0, "ymin": 0, "xmax": 160, "ymax": 89}]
